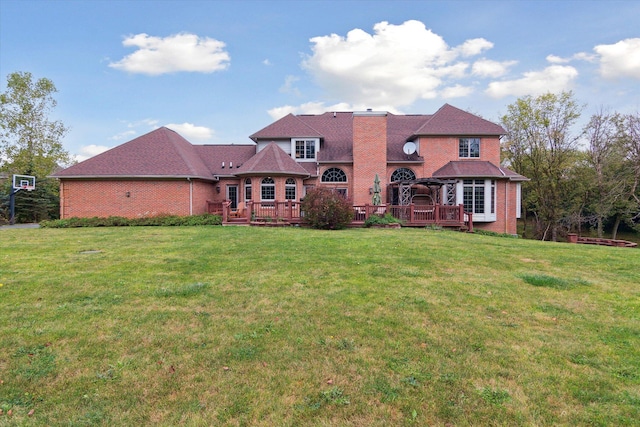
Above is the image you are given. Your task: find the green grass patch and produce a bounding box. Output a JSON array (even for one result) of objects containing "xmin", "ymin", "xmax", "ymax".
[
  {"xmin": 520, "ymin": 273, "xmax": 590, "ymax": 290},
  {"xmin": 0, "ymin": 226, "xmax": 638, "ymax": 425}
]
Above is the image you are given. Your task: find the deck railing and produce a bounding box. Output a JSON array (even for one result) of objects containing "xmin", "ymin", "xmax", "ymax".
[
  {"xmin": 217, "ymin": 200, "xmax": 471, "ymax": 230},
  {"xmin": 248, "ymin": 200, "xmax": 302, "ymax": 223}
]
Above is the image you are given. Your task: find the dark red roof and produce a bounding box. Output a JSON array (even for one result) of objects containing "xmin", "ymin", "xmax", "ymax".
[
  {"xmin": 414, "ymin": 104, "xmax": 505, "ymax": 136},
  {"xmin": 250, "ymin": 105, "xmax": 503, "ymax": 162},
  {"xmin": 53, "ymin": 127, "xmax": 215, "ymax": 179},
  {"xmin": 432, "ymin": 161, "xmax": 527, "ymax": 181},
  {"xmin": 194, "ymin": 144, "xmax": 257, "ymax": 176},
  {"xmin": 234, "ymin": 143, "xmax": 311, "ymax": 177}
]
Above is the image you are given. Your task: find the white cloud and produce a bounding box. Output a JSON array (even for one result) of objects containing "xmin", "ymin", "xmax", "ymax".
[
  {"xmin": 164, "ymin": 123, "xmax": 214, "ymax": 141},
  {"xmin": 109, "ymin": 32, "xmax": 230, "ymax": 75},
  {"xmin": 75, "ymin": 144, "xmax": 112, "ymax": 162},
  {"xmin": 263, "ymin": 59, "xmax": 272, "ymax": 66},
  {"xmin": 485, "ymin": 65, "xmax": 578, "ymax": 98},
  {"xmin": 472, "ymin": 58, "xmax": 517, "ymax": 78},
  {"xmin": 302, "ymin": 20, "xmax": 495, "ymax": 107},
  {"xmin": 546, "ymin": 54, "xmax": 568, "ymax": 64},
  {"xmin": 454, "ymin": 38, "xmax": 493, "ymax": 57},
  {"xmin": 594, "ymin": 38, "xmax": 640, "ymax": 79},
  {"xmin": 440, "ymin": 84, "xmax": 475, "ymax": 99}
]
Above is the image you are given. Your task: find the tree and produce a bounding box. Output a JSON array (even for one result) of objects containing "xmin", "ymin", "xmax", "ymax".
[
  {"xmin": 615, "ymin": 112, "xmax": 640, "ymax": 234},
  {"xmin": 0, "ymin": 71, "xmax": 72, "ymax": 222},
  {"xmin": 582, "ymin": 111, "xmax": 627, "ymax": 237},
  {"xmin": 501, "ymin": 91, "xmax": 583, "ymax": 241}
]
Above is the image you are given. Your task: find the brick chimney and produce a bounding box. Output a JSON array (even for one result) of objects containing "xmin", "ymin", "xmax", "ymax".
[{"xmin": 352, "ymin": 110, "xmax": 387, "ymax": 205}]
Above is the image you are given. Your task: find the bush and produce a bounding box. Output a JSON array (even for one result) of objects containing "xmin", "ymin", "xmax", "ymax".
[
  {"xmin": 40, "ymin": 214, "xmax": 222, "ymax": 228},
  {"xmin": 364, "ymin": 213, "xmax": 402, "ymax": 227},
  {"xmin": 301, "ymin": 188, "xmax": 353, "ymax": 230}
]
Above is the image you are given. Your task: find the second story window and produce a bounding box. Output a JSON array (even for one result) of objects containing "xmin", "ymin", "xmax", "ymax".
[
  {"xmin": 293, "ymin": 139, "xmax": 317, "ymax": 160},
  {"xmin": 459, "ymin": 138, "xmax": 480, "ymax": 158}
]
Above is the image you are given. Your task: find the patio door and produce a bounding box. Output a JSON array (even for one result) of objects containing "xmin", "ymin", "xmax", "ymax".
[{"xmin": 227, "ymin": 185, "xmax": 238, "ymax": 209}]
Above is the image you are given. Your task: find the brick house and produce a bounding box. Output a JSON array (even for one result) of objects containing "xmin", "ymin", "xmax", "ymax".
[{"xmin": 52, "ymin": 104, "xmax": 526, "ymax": 234}]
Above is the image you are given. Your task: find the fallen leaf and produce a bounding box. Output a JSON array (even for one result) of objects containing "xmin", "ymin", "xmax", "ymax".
[
  {"xmin": 28, "ymin": 409, "xmax": 35, "ymax": 417},
  {"xmin": 7, "ymin": 409, "xmax": 13, "ymax": 416},
  {"xmin": 420, "ymin": 343, "xmax": 428, "ymax": 349},
  {"xmin": 223, "ymin": 366, "xmax": 230, "ymax": 371},
  {"xmin": 262, "ymin": 362, "xmax": 267, "ymax": 367},
  {"xmin": 327, "ymin": 379, "xmax": 333, "ymax": 385},
  {"xmin": 169, "ymin": 365, "xmax": 175, "ymax": 374}
]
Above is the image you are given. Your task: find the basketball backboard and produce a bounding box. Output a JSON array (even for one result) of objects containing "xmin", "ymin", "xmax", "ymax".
[{"xmin": 12, "ymin": 174, "xmax": 36, "ymax": 191}]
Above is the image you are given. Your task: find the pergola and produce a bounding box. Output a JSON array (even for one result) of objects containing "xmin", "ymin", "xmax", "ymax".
[{"xmin": 390, "ymin": 178, "xmax": 457, "ymax": 206}]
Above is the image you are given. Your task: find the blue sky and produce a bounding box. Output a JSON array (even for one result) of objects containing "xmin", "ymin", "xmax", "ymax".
[{"xmin": 1, "ymin": 0, "xmax": 639, "ymax": 162}]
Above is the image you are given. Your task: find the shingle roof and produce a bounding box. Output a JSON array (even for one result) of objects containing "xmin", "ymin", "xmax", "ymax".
[
  {"xmin": 413, "ymin": 104, "xmax": 505, "ymax": 136},
  {"xmin": 53, "ymin": 127, "xmax": 215, "ymax": 179},
  {"xmin": 234, "ymin": 143, "xmax": 311, "ymax": 177},
  {"xmin": 250, "ymin": 105, "xmax": 503, "ymax": 163},
  {"xmin": 194, "ymin": 144, "xmax": 257, "ymax": 176},
  {"xmin": 432, "ymin": 161, "xmax": 528, "ymax": 181}
]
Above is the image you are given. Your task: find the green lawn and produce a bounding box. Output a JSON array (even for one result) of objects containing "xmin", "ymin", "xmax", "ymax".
[{"xmin": 1, "ymin": 226, "xmax": 638, "ymax": 426}]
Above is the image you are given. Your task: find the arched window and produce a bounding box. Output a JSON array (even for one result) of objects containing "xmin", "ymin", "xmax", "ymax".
[
  {"xmin": 391, "ymin": 168, "xmax": 416, "ymax": 182},
  {"xmin": 321, "ymin": 168, "xmax": 347, "ymax": 182},
  {"xmin": 285, "ymin": 178, "xmax": 296, "ymax": 200},
  {"xmin": 244, "ymin": 178, "xmax": 252, "ymax": 201},
  {"xmin": 261, "ymin": 177, "xmax": 275, "ymax": 201}
]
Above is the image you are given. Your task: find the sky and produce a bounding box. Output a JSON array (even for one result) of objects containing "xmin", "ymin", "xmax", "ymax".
[{"xmin": 1, "ymin": 0, "xmax": 639, "ymax": 162}]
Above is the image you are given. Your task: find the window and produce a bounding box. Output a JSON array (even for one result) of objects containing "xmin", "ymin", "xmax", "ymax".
[
  {"xmin": 285, "ymin": 178, "xmax": 296, "ymax": 200},
  {"xmin": 293, "ymin": 139, "xmax": 317, "ymax": 160},
  {"xmin": 261, "ymin": 177, "xmax": 275, "ymax": 201},
  {"xmin": 321, "ymin": 168, "xmax": 347, "ymax": 182},
  {"xmin": 335, "ymin": 188, "xmax": 348, "ymax": 198},
  {"xmin": 244, "ymin": 178, "xmax": 252, "ymax": 201},
  {"xmin": 459, "ymin": 179, "xmax": 496, "ymax": 221},
  {"xmin": 390, "ymin": 168, "xmax": 416, "ymax": 182},
  {"xmin": 463, "ymin": 179, "xmax": 485, "ymax": 214},
  {"xmin": 459, "ymin": 138, "xmax": 480, "ymax": 158}
]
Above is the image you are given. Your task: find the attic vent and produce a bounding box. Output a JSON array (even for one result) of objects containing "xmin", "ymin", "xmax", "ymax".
[
  {"xmin": 229, "ymin": 161, "xmax": 233, "ymax": 168},
  {"xmin": 221, "ymin": 161, "xmax": 225, "ymax": 168}
]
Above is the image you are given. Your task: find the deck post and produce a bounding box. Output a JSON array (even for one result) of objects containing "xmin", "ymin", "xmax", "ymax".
[
  {"xmin": 222, "ymin": 201, "xmax": 229, "ymax": 223},
  {"xmin": 410, "ymin": 203, "xmax": 414, "ymax": 223}
]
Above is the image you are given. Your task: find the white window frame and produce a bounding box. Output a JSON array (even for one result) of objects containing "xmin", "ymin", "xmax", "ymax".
[
  {"xmin": 459, "ymin": 138, "xmax": 480, "ymax": 158},
  {"xmin": 261, "ymin": 177, "xmax": 275, "ymax": 201},
  {"xmin": 456, "ymin": 179, "xmax": 496, "ymax": 222},
  {"xmin": 291, "ymin": 138, "xmax": 318, "ymax": 161}
]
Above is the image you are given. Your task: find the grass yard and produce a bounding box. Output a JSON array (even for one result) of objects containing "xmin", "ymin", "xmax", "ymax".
[{"xmin": 0, "ymin": 226, "xmax": 638, "ymax": 426}]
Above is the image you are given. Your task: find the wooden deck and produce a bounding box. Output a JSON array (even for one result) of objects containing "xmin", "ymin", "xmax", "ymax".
[{"xmin": 208, "ymin": 200, "xmax": 471, "ymax": 230}]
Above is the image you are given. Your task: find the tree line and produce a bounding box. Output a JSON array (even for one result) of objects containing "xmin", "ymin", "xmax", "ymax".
[{"xmin": 501, "ymin": 91, "xmax": 640, "ymax": 241}]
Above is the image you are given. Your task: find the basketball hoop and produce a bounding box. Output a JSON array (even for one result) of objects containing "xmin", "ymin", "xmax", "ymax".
[{"xmin": 22, "ymin": 185, "xmax": 35, "ymax": 192}]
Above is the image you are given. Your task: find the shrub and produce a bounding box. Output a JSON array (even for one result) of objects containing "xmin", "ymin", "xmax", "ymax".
[
  {"xmin": 364, "ymin": 213, "xmax": 402, "ymax": 227},
  {"xmin": 40, "ymin": 214, "xmax": 222, "ymax": 228},
  {"xmin": 301, "ymin": 188, "xmax": 353, "ymax": 230}
]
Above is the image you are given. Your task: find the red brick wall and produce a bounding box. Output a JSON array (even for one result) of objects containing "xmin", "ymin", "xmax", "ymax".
[
  {"xmin": 59, "ymin": 179, "xmax": 217, "ymax": 218},
  {"xmin": 417, "ymin": 136, "xmax": 502, "ymax": 177},
  {"xmin": 352, "ymin": 113, "xmax": 388, "ymax": 205}
]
